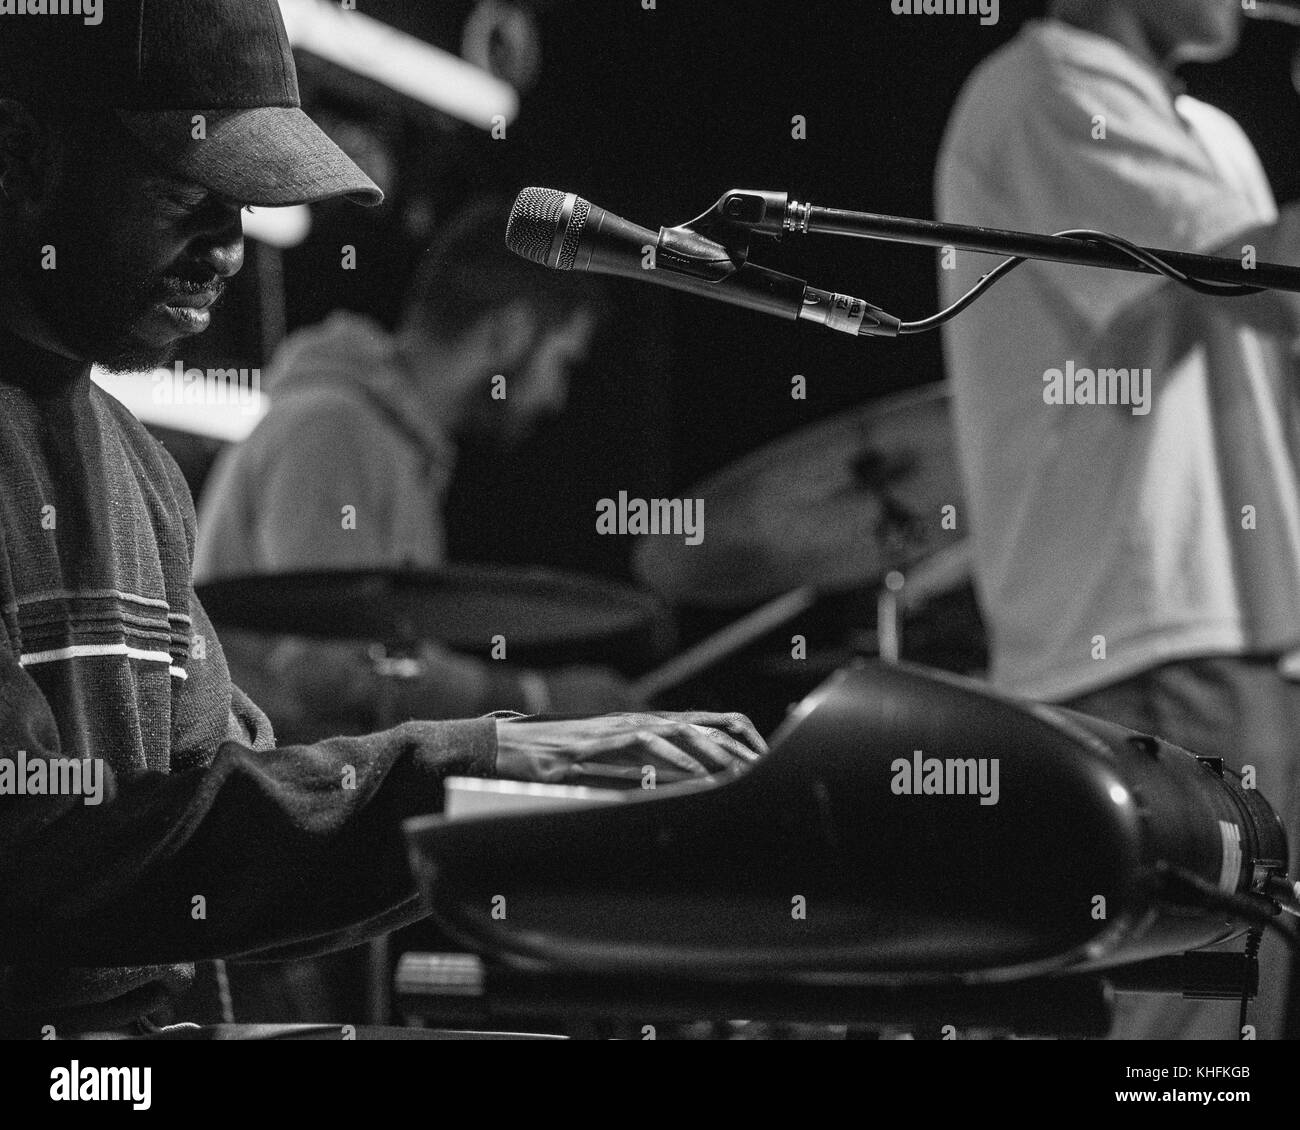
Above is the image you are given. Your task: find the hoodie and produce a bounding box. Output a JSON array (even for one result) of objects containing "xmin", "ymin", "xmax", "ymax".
[{"xmin": 197, "ymin": 312, "xmax": 456, "ymax": 580}]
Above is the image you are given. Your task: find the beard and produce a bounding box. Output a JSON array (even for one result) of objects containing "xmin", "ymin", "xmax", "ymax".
[
  {"xmin": 55, "ymin": 269, "xmax": 224, "ymax": 375},
  {"xmin": 91, "ymin": 322, "xmax": 179, "ymax": 376},
  {"xmin": 19, "ymin": 227, "xmax": 224, "ymax": 374},
  {"xmin": 95, "ymin": 270, "xmax": 227, "ymax": 374},
  {"xmin": 93, "ymin": 317, "xmax": 181, "ymax": 375}
]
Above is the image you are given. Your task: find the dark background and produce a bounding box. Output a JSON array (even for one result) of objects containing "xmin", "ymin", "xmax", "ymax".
[{"xmin": 194, "ymin": 0, "xmax": 1300, "ymax": 581}]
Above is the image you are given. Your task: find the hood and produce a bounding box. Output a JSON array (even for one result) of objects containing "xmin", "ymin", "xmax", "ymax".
[{"xmin": 263, "ymin": 311, "xmax": 451, "ymax": 456}]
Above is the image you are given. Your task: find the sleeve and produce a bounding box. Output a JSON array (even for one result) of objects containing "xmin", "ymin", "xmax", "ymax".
[{"xmin": 0, "ymin": 604, "xmax": 499, "ymax": 969}]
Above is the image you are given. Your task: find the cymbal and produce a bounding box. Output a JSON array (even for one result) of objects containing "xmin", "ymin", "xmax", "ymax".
[
  {"xmin": 634, "ymin": 383, "xmax": 965, "ymax": 607},
  {"xmin": 197, "ymin": 564, "xmax": 667, "ymax": 656}
]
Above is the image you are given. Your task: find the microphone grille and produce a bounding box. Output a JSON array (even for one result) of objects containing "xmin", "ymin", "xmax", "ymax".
[
  {"xmin": 506, "ymin": 187, "xmax": 589, "ymax": 271},
  {"xmin": 557, "ymin": 197, "xmax": 589, "ymax": 272},
  {"xmin": 506, "ymin": 187, "xmax": 565, "ymax": 265}
]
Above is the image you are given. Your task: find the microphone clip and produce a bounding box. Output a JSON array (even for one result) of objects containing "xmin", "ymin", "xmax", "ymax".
[
  {"xmin": 654, "ymin": 190, "xmax": 794, "ymax": 283},
  {"xmin": 684, "ymin": 189, "xmax": 795, "ymax": 240}
]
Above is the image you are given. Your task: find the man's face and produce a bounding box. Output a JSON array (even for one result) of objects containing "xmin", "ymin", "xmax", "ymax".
[
  {"xmin": 1140, "ymin": 0, "xmax": 1242, "ymax": 64},
  {"xmin": 17, "ymin": 111, "xmax": 245, "ymax": 372}
]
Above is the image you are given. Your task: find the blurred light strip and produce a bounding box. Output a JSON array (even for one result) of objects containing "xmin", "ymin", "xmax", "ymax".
[
  {"xmin": 1245, "ymin": 2, "xmax": 1300, "ymax": 26},
  {"xmin": 279, "ymin": 0, "xmax": 520, "ymax": 129},
  {"xmin": 243, "ymin": 205, "xmax": 313, "ymax": 249},
  {"xmin": 92, "ymin": 368, "xmax": 267, "ymax": 444}
]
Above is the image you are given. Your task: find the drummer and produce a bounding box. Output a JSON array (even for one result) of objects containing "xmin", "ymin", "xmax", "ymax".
[{"xmin": 196, "ymin": 196, "xmax": 642, "ymax": 732}]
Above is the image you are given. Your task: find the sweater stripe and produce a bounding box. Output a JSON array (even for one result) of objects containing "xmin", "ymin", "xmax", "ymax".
[
  {"xmin": 19, "ymin": 642, "xmax": 188, "ymax": 679},
  {"xmin": 5, "ymin": 588, "xmax": 190, "ymax": 622}
]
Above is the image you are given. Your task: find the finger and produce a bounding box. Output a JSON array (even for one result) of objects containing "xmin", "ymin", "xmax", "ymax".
[
  {"xmin": 566, "ymin": 763, "xmax": 712, "ymax": 789},
  {"xmin": 696, "ymin": 728, "xmax": 764, "ymax": 764},
  {"xmin": 692, "ymin": 725, "xmax": 761, "ymax": 764},
  {"xmin": 634, "ymin": 731, "xmax": 714, "ymax": 779},
  {"xmin": 652, "ymin": 721, "xmax": 749, "ymax": 773},
  {"xmin": 619, "ymin": 715, "xmax": 757, "ymax": 768},
  {"xmin": 676, "ymin": 712, "xmax": 768, "ymax": 758},
  {"xmin": 569, "ymin": 730, "xmax": 709, "ymax": 780}
]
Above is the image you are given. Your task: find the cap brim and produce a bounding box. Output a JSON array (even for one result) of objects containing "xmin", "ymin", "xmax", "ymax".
[{"xmin": 116, "ymin": 106, "xmax": 384, "ymax": 208}]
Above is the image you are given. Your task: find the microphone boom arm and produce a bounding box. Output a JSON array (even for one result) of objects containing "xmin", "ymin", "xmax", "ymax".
[{"xmin": 703, "ymin": 189, "xmax": 1300, "ymax": 295}]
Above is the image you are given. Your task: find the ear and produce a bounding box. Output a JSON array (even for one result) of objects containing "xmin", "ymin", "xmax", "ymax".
[{"xmin": 0, "ymin": 99, "xmax": 61, "ymax": 212}]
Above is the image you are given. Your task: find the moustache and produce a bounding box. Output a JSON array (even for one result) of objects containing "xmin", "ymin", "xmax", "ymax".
[{"xmin": 154, "ymin": 274, "xmax": 227, "ymax": 308}]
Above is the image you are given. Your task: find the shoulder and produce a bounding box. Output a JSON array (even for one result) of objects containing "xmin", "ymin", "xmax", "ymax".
[{"xmin": 947, "ymin": 22, "xmax": 1166, "ymax": 148}]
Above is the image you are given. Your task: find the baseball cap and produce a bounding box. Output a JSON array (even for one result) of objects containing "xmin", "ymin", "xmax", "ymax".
[{"xmin": 0, "ymin": 0, "xmax": 383, "ymax": 208}]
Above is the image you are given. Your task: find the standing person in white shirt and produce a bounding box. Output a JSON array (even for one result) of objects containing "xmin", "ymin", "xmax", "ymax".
[{"xmin": 937, "ymin": 0, "xmax": 1300, "ymax": 1038}]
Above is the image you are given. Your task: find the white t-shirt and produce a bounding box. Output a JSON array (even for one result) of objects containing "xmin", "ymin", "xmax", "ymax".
[{"xmin": 937, "ymin": 18, "xmax": 1300, "ymax": 701}]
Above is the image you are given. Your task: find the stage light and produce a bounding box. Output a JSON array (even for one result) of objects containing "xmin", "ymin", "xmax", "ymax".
[
  {"xmin": 242, "ymin": 205, "xmax": 313, "ymax": 249},
  {"xmin": 92, "ymin": 367, "xmax": 268, "ymax": 444},
  {"xmin": 278, "ymin": 0, "xmax": 520, "ymax": 130}
]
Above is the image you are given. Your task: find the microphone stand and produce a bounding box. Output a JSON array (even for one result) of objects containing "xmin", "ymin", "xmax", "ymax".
[{"xmin": 679, "ymin": 189, "xmax": 1300, "ymax": 296}]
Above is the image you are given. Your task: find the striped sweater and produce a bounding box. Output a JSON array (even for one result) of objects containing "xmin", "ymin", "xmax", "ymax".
[{"xmin": 0, "ymin": 331, "xmax": 497, "ymax": 1036}]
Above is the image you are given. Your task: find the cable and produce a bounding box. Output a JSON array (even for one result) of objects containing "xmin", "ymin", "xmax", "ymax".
[
  {"xmin": 897, "ymin": 255, "xmax": 1025, "ymax": 335},
  {"xmin": 1238, "ymin": 928, "xmax": 1262, "ymax": 1037},
  {"xmin": 213, "ymin": 958, "xmax": 236, "ymax": 1025},
  {"xmin": 1156, "ymin": 862, "xmax": 1300, "ymax": 960},
  {"xmin": 1057, "ymin": 230, "xmax": 1267, "ymax": 297},
  {"xmin": 1155, "ymin": 863, "xmax": 1299, "ymax": 1040},
  {"xmin": 896, "ymin": 229, "xmax": 1268, "ymax": 336},
  {"xmin": 1263, "ymin": 874, "xmax": 1300, "ymax": 917}
]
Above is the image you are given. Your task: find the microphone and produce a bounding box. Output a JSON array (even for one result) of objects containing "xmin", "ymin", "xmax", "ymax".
[{"xmin": 505, "ymin": 187, "xmax": 900, "ymax": 338}]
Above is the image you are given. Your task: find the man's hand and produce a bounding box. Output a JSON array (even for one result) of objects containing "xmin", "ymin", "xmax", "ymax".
[{"xmin": 494, "ymin": 711, "xmax": 768, "ymax": 785}]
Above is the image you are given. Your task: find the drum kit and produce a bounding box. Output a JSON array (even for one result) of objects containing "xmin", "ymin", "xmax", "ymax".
[{"xmin": 196, "ymin": 382, "xmax": 983, "ymax": 734}]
